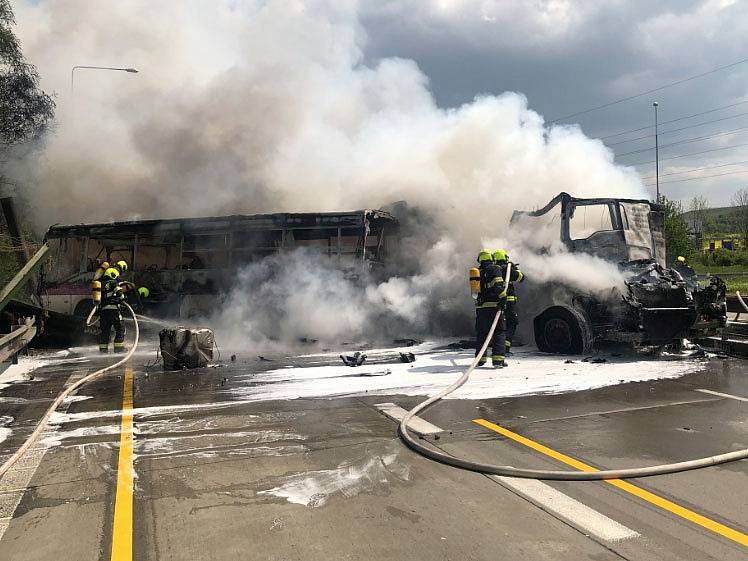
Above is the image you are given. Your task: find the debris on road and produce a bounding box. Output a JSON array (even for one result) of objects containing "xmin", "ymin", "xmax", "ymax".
[
  {"xmin": 159, "ymin": 327, "xmax": 215, "ymax": 370},
  {"xmin": 399, "ymin": 352, "xmax": 416, "ymax": 363},
  {"xmin": 393, "ymin": 338, "xmax": 422, "ymax": 347},
  {"xmin": 341, "ymin": 352, "xmax": 367, "ymax": 367}
]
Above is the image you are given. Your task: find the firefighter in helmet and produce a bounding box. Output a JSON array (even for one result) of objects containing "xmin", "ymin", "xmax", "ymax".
[
  {"xmin": 93, "ymin": 259, "xmax": 149, "ymax": 352},
  {"xmin": 471, "ymin": 249, "xmax": 508, "ymax": 368},
  {"xmin": 493, "ymin": 249, "xmax": 524, "ymax": 356},
  {"xmin": 99, "ymin": 266, "xmax": 127, "ymax": 353}
]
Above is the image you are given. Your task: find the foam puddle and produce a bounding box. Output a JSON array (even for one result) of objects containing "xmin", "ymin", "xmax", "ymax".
[
  {"xmin": 257, "ymin": 450, "xmax": 410, "ymax": 507},
  {"xmin": 0, "ymin": 350, "xmax": 81, "ymax": 391},
  {"xmin": 228, "ymin": 348, "xmax": 705, "ymax": 402}
]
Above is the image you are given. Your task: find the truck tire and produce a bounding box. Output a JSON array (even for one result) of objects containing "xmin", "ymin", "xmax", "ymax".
[{"xmin": 534, "ymin": 306, "xmax": 594, "ymax": 355}]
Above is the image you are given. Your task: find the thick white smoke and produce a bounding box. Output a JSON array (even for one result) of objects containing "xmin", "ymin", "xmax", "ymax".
[{"xmin": 10, "ymin": 1, "xmax": 649, "ymax": 347}]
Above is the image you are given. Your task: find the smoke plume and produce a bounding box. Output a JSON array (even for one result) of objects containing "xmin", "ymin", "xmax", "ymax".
[{"xmin": 10, "ymin": 1, "xmax": 648, "ymax": 347}]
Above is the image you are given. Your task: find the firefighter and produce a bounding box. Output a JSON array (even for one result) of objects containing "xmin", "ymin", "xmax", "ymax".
[
  {"xmin": 493, "ymin": 249, "xmax": 524, "ymax": 356},
  {"xmin": 99, "ymin": 267, "xmax": 126, "ymax": 353},
  {"xmin": 473, "ymin": 249, "xmax": 507, "ymax": 368},
  {"xmin": 114, "ymin": 260, "xmax": 129, "ymax": 275},
  {"xmin": 673, "ymin": 255, "xmax": 697, "ymax": 285}
]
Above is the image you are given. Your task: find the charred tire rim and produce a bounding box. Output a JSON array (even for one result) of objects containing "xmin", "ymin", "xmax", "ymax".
[{"xmin": 544, "ymin": 318, "xmax": 574, "ymax": 353}]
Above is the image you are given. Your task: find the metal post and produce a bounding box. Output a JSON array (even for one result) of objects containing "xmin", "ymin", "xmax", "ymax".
[{"xmin": 653, "ymin": 101, "xmax": 660, "ymax": 202}]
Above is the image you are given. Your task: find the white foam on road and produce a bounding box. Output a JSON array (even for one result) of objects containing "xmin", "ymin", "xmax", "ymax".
[
  {"xmin": 0, "ymin": 351, "xmax": 84, "ymax": 391},
  {"xmin": 257, "ymin": 452, "xmax": 410, "ymax": 507},
  {"xmin": 230, "ymin": 348, "xmax": 704, "ymax": 402}
]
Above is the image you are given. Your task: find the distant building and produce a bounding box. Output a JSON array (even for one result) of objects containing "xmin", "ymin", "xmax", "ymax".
[{"xmin": 702, "ymin": 238, "xmax": 744, "ymax": 252}]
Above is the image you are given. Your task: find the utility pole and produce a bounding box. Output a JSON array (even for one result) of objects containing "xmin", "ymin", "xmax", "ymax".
[
  {"xmin": 653, "ymin": 101, "xmax": 660, "ymax": 203},
  {"xmin": 71, "ymin": 66, "xmax": 139, "ymax": 93}
]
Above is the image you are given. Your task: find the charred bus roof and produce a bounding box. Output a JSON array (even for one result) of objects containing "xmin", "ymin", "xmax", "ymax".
[{"xmin": 45, "ymin": 209, "xmax": 397, "ymax": 239}]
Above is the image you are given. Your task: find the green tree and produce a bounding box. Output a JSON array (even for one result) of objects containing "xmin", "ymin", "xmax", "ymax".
[
  {"xmin": 732, "ymin": 188, "xmax": 748, "ymax": 249},
  {"xmin": 660, "ymin": 197, "xmax": 692, "ymax": 266},
  {"xmin": 0, "ymin": 0, "xmax": 54, "ymax": 147}
]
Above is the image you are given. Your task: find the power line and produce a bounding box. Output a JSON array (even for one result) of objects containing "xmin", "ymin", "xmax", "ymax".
[
  {"xmin": 606, "ymin": 109, "xmax": 748, "ymax": 146},
  {"xmin": 598, "ymin": 98, "xmax": 748, "ymax": 140},
  {"xmin": 643, "ymin": 168, "xmax": 748, "ymax": 186},
  {"xmin": 629, "ymin": 141, "xmax": 748, "ymax": 166},
  {"xmin": 549, "ymin": 56, "xmax": 748, "ymax": 123},
  {"xmin": 616, "ymin": 124, "xmax": 748, "ymax": 157},
  {"xmin": 640, "ymin": 159, "xmax": 748, "ymax": 181}
]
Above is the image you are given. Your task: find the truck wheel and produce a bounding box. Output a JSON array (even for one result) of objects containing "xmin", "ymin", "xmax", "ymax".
[{"xmin": 534, "ymin": 306, "xmax": 593, "ymax": 354}]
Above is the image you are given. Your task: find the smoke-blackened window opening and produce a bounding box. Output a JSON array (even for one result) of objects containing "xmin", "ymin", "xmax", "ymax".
[
  {"xmin": 289, "ymin": 227, "xmax": 339, "ymax": 255},
  {"xmin": 85, "ymin": 238, "xmax": 107, "ymax": 271},
  {"xmin": 181, "ymin": 233, "xmax": 228, "ymax": 270},
  {"xmin": 135, "ymin": 244, "xmax": 180, "ymax": 271},
  {"xmin": 49, "ymin": 236, "xmax": 84, "ymax": 282},
  {"xmin": 231, "ymin": 229, "xmax": 283, "ymax": 250},
  {"xmin": 569, "ymin": 203, "xmax": 615, "ymax": 240},
  {"xmin": 108, "ymin": 247, "xmax": 133, "ymax": 269}
]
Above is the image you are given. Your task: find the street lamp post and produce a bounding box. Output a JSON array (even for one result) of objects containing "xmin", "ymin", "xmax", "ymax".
[
  {"xmin": 653, "ymin": 101, "xmax": 660, "ymax": 203},
  {"xmin": 71, "ymin": 66, "xmax": 139, "ymax": 92}
]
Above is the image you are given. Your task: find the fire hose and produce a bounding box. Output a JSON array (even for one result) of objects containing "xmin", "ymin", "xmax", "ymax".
[
  {"xmin": 399, "ymin": 263, "xmax": 748, "ymax": 480},
  {"xmin": 0, "ymin": 303, "xmax": 140, "ymax": 479}
]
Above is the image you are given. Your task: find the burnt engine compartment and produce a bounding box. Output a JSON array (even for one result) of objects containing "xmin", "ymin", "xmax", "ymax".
[
  {"xmin": 532, "ymin": 259, "xmax": 727, "ymax": 353},
  {"xmin": 618, "ymin": 260, "xmax": 698, "ymax": 343}
]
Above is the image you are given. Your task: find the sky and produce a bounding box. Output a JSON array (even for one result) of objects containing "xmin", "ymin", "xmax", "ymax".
[
  {"xmin": 12, "ymin": 0, "xmax": 748, "ymax": 216},
  {"xmin": 359, "ymin": 0, "xmax": 748, "ymax": 207}
]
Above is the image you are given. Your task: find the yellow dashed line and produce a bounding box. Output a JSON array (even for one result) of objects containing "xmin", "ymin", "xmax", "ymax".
[{"xmin": 474, "ymin": 418, "xmax": 748, "ymax": 548}]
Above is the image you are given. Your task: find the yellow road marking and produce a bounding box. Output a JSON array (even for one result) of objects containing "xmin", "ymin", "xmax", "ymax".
[
  {"xmin": 111, "ymin": 366, "xmax": 134, "ymax": 561},
  {"xmin": 474, "ymin": 418, "xmax": 748, "ymax": 548}
]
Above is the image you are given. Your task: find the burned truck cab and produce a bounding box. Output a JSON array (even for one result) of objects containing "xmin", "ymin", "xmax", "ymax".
[{"xmin": 511, "ymin": 193, "xmax": 724, "ymax": 354}]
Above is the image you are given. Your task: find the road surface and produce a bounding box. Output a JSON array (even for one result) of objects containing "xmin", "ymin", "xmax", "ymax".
[{"xmin": 0, "ymin": 340, "xmax": 746, "ymax": 560}]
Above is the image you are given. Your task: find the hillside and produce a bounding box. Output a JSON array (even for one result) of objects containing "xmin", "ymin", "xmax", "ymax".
[{"xmin": 681, "ymin": 205, "xmax": 740, "ymax": 235}]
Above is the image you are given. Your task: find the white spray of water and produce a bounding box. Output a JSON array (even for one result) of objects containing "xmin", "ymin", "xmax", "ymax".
[{"xmin": 11, "ymin": 1, "xmax": 648, "ymax": 345}]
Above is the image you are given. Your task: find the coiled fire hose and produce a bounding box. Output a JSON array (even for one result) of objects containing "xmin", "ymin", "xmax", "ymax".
[
  {"xmin": 399, "ymin": 263, "xmax": 748, "ymax": 480},
  {"xmin": 0, "ymin": 303, "xmax": 140, "ymax": 479}
]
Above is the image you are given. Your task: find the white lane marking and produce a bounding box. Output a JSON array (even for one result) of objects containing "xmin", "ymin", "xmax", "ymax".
[
  {"xmin": 696, "ymin": 389, "xmax": 748, "ymax": 403},
  {"xmin": 492, "ymin": 476, "xmax": 639, "ymax": 542},
  {"xmin": 374, "ymin": 403, "xmax": 443, "ymax": 435},
  {"xmin": 527, "ymin": 398, "xmax": 721, "ymax": 425}
]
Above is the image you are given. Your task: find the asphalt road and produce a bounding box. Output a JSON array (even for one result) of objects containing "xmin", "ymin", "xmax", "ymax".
[{"xmin": 0, "ymin": 341, "xmax": 747, "ymax": 561}]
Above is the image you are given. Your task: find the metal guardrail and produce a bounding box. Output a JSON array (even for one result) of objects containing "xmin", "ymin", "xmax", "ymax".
[
  {"xmin": 0, "ymin": 318, "xmax": 36, "ymax": 364},
  {"xmin": 0, "ymin": 243, "xmax": 49, "ymax": 314}
]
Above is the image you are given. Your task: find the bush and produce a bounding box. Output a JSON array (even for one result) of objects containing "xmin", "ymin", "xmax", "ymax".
[{"xmin": 699, "ymin": 249, "xmax": 748, "ymax": 268}]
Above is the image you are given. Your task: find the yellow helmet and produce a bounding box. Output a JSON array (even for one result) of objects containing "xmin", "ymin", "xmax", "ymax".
[
  {"xmin": 677, "ymin": 256, "xmax": 686, "ymax": 263},
  {"xmin": 116, "ymin": 260, "xmax": 129, "ymax": 272},
  {"xmin": 477, "ymin": 249, "xmax": 493, "ymax": 263},
  {"xmin": 137, "ymin": 286, "xmax": 150, "ymax": 298},
  {"xmin": 103, "ymin": 267, "xmax": 120, "ymax": 280},
  {"xmin": 492, "ymin": 249, "xmax": 507, "ymax": 263}
]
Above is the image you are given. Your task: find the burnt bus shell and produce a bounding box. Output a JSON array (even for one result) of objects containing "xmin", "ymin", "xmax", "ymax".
[{"xmin": 41, "ymin": 209, "xmax": 398, "ymax": 321}]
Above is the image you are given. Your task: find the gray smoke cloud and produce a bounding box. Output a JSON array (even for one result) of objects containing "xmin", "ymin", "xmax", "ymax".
[{"xmin": 11, "ymin": 0, "xmax": 649, "ymax": 347}]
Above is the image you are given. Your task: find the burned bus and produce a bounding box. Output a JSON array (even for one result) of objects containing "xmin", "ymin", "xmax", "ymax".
[{"xmin": 41, "ymin": 209, "xmax": 398, "ymax": 320}]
